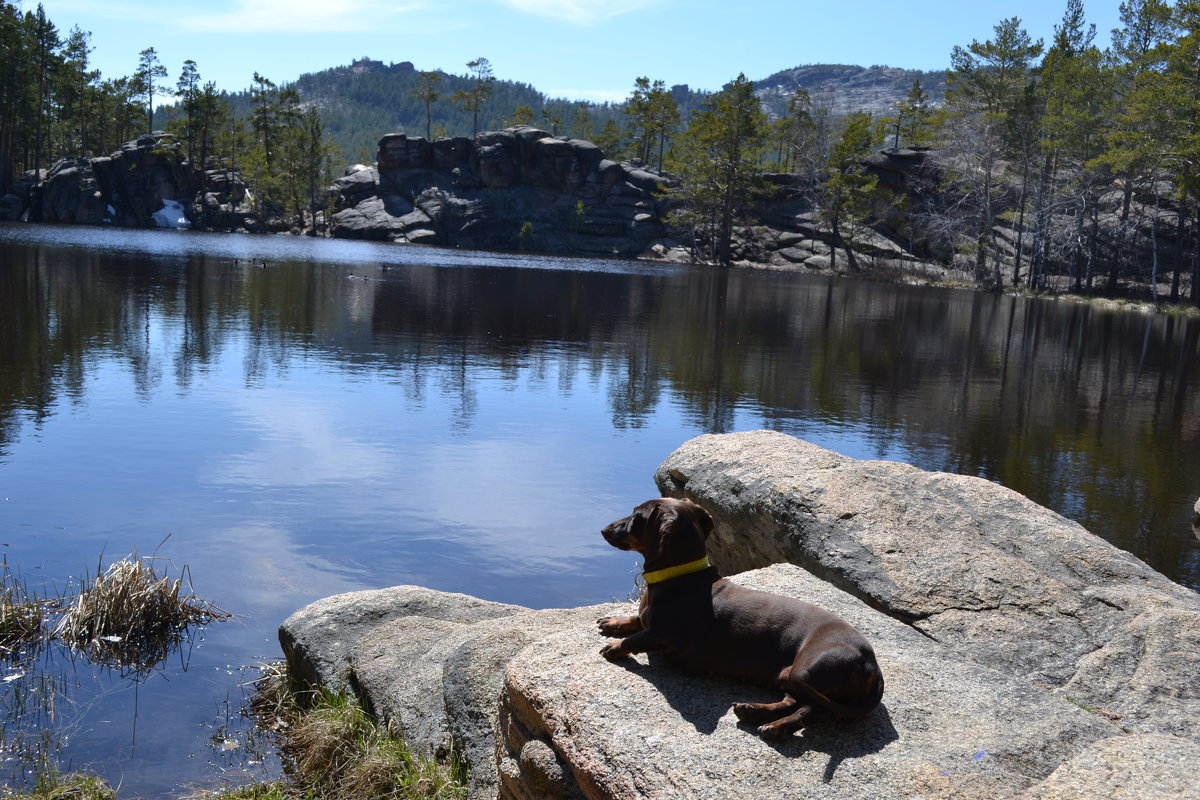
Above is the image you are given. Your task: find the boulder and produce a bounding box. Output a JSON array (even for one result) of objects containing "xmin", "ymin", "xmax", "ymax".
[
  {"xmin": 654, "ymin": 430, "xmax": 1200, "ymax": 741},
  {"xmin": 498, "ymin": 565, "xmax": 1120, "ymax": 800},
  {"xmin": 279, "ymin": 584, "xmax": 526, "ymax": 694},
  {"xmin": 36, "ymin": 132, "xmax": 201, "ymax": 228},
  {"xmin": 326, "ymin": 127, "xmax": 672, "ymax": 257},
  {"xmin": 278, "ymin": 433, "xmax": 1200, "ymax": 799},
  {"xmin": 39, "ymin": 159, "xmax": 110, "ymax": 224},
  {"xmin": 280, "ymin": 565, "xmax": 1194, "ymax": 800}
]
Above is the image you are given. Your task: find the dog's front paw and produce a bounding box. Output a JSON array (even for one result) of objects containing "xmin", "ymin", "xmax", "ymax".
[
  {"xmin": 597, "ymin": 615, "xmax": 640, "ymax": 635},
  {"xmin": 600, "ymin": 641, "xmax": 629, "ymax": 660}
]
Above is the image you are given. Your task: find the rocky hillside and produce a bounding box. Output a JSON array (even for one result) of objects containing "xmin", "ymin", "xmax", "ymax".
[
  {"xmin": 755, "ymin": 64, "xmax": 947, "ymax": 117},
  {"xmin": 159, "ymin": 60, "xmax": 947, "ymax": 162}
]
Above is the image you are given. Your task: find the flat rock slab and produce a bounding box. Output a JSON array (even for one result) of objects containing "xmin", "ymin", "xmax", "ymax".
[
  {"xmin": 499, "ymin": 564, "xmax": 1129, "ymax": 800},
  {"xmin": 279, "ymin": 432, "xmax": 1200, "ymax": 799},
  {"xmin": 280, "ymin": 585, "xmax": 528, "ymax": 694},
  {"xmin": 655, "ymin": 430, "xmax": 1200, "ymax": 741}
]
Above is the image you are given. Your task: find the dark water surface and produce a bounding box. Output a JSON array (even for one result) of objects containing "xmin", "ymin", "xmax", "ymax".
[{"xmin": 2, "ymin": 223, "xmax": 1199, "ymax": 794}]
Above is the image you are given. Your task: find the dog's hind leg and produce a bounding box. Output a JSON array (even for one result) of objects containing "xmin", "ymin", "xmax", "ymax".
[
  {"xmin": 732, "ymin": 695, "xmax": 799, "ymax": 725},
  {"xmin": 755, "ymin": 703, "xmax": 826, "ymax": 739}
]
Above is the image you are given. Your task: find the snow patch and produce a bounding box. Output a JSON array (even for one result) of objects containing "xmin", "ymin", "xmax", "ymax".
[{"xmin": 152, "ymin": 199, "xmax": 190, "ymax": 229}]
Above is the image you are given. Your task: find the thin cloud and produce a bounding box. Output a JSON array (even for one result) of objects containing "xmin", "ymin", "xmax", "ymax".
[
  {"xmin": 182, "ymin": 0, "xmax": 429, "ymax": 34},
  {"xmin": 497, "ymin": 0, "xmax": 660, "ymax": 24}
]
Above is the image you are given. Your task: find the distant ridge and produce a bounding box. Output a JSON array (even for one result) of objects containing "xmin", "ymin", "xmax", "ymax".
[
  {"xmin": 754, "ymin": 64, "xmax": 948, "ymax": 118},
  {"xmin": 178, "ymin": 59, "xmax": 949, "ymax": 161}
]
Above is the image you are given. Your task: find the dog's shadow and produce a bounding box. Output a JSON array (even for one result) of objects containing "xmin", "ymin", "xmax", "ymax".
[{"xmin": 616, "ymin": 654, "xmax": 898, "ymax": 781}]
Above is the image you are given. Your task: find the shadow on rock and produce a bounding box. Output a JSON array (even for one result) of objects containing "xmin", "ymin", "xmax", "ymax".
[
  {"xmin": 750, "ymin": 704, "xmax": 899, "ymax": 782},
  {"xmin": 616, "ymin": 652, "xmax": 898, "ymax": 780}
]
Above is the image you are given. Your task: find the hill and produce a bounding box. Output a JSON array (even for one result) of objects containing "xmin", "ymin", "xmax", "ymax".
[
  {"xmin": 172, "ymin": 60, "xmax": 948, "ymax": 164},
  {"xmin": 754, "ymin": 63, "xmax": 948, "ymax": 117}
]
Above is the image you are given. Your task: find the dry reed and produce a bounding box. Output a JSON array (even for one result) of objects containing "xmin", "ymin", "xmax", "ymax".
[
  {"xmin": 52, "ymin": 554, "xmax": 230, "ymax": 674},
  {"xmin": 1, "ymin": 564, "xmax": 46, "ymax": 660}
]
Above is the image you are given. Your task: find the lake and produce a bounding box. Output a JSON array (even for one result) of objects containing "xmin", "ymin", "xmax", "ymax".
[{"xmin": 1, "ymin": 223, "xmax": 1198, "ymax": 796}]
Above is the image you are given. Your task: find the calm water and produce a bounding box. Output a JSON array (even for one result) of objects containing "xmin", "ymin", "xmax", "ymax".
[{"xmin": 2, "ymin": 223, "xmax": 1199, "ymax": 795}]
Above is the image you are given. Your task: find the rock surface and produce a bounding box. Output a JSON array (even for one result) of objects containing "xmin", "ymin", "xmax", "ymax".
[
  {"xmin": 327, "ymin": 127, "xmax": 669, "ymax": 256},
  {"xmin": 654, "ymin": 430, "xmax": 1200, "ymax": 741},
  {"xmin": 27, "ymin": 132, "xmax": 254, "ymax": 230},
  {"xmin": 279, "ymin": 432, "xmax": 1200, "ymax": 799},
  {"xmin": 499, "ymin": 565, "xmax": 1122, "ymax": 800}
]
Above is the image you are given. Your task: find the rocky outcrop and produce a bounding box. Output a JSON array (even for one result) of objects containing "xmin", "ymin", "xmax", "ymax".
[
  {"xmin": 655, "ymin": 431, "xmax": 1200, "ymax": 741},
  {"xmin": 327, "ymin": 127, "xmax": 670, "ymax": 256},
  {"xmin": 280, "ymin": 431, "xmax": 1200, "ymax": 799},
  {"xmin": 29, "ymin": 132, "xmax": 253, "ymax": 230}
]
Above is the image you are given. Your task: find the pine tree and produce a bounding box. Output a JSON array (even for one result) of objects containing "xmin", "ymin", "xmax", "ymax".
[
  {"xmin": 669, "ymin": 73, "xmax": 769, "ymax": 265},
  {"xmin": 1101, "ymin": 0, "xmax": 1176, "ymax": 296},
  {"xmin": 134, "ymin": 46, "xmax": 167, "ymax": 133},
  {"xmin": 56, "ymin": 26, "xmax": 95, "ymax": 156},
  {"xmin": 1166, "ymin": 0, "xmax": 1200, "ymax": 304},
  {"xmin": 450, "ymin": 57, "xmax": 494, "ymax": 138},
  {"xmin": 820, "ymin": 111, "xmax": 880, "ymax": 271},
  {"xmin": 27, "ymin": 3, "xmax": 62, "ymax": 176},
  {"xmin": 889, "ymin": 79, "xmax": 931, "ymax": 149},
  {"xmin": 624, "ymin": 77, "xmax": 680, "ymax": 171},
  {"xmin": 1041, "ymin": 0, "xmax": 1111, "ymax": 293},
  {"xmin": 944, "ymin": 16, "xmax": 1043, "ymax": 285},
  {"xmin": 408, "ymin": 70, "xmax": 442, "ymax": 140}
]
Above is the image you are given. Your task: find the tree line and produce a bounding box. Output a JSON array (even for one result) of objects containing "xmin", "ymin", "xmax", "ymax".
[
  {"xmin": 661, "ymin": 0, "xmax": 1200, "ymax": 303},
  {"xmin": 4, "ymin": 0, "xmax": 1200, "ymax": 304}
]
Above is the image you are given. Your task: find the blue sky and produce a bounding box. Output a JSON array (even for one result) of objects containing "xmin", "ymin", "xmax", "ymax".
[{"xmin": 31, "ymin": 0, "xmax": 1125, "ymax": 102}]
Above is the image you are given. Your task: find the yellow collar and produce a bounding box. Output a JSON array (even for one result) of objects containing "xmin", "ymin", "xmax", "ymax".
[{"xmin": 643, "ymin": 556, "xmax": 711, "ymax": 585}]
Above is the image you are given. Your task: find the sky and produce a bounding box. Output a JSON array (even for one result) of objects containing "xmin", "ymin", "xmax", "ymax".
[{"xmin": 28, "ymin": 0, "xmax": 1127, "ymax": 102}]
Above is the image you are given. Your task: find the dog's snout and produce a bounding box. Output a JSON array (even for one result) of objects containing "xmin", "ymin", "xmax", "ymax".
[{"xmin": 602, "ymin": 516, "xmax": 633, "ymax": 549}]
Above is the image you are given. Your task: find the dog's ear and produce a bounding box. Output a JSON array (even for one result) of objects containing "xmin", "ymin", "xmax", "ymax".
[
  {"xmin": 652, "ymin": 500, "xmax": 681, "ymax": 547},
  {"xmin": 657, "ymin": 498, "xmax": 714, "ymax": 547},
  {"xmin": 690, "ymin": 503, "xmax": 715, "ymax": 540}
]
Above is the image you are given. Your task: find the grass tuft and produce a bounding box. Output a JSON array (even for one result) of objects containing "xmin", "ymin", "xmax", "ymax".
[
  {"xmin": 1, "ymin": 563, "xmax": 47, "ymax": 660},
  {"xmin": 242, "ymin": 662, "xmax": 466, "ymax": 800},
  {"xmin": 53, "ymin": 554, "xmax": 230, "ymax": 674},
  {"xmin": 0, "ymin": 770, "xmax": 116, "ymax": 800}
]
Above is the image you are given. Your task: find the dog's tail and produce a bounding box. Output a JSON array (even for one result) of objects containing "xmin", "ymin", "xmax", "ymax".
[{"xmin": 792, "ymin": 665, "xmax": 884, "ymax": 720}]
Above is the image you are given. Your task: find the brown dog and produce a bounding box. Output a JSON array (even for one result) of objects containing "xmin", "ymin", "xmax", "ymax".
[{"xmin": 598, "ymin": 497, "xmax": 884, "ymax": 738}]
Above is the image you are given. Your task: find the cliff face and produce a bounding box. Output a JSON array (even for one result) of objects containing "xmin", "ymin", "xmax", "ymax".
[
  {"xmin": 327, "ymin": 127, "xmax": 669, "ymax": 256},
  {"xmin": 6, "ymin": 132, "xmax": 253, "ymax": 231},
  {"xmin": 280, "ymin": 431, "xmax": 1200, "ymax": 800}
]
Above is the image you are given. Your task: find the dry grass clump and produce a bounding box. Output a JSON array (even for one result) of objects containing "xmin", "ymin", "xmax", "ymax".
[
  {"xmin": 0, "ymin": 770, "xmax": 116, "ymax": 800},
  {"xmin": 1, "ymin": 573, "xmax": 46, "ymax": 659},
  {"xmin": 53, "ymin": 554, "xmax": 229, "ymax": 674},
  {"xmin": 281, "ymin": 692, "xmax": 465, "ymax": 800},
  {"xmin": 239, "ymin": 662, "xmax": 465, "ymax": 800},
  {"xmin": 185, "ymin": 785, "xmax": 288, "ymax": 800}
]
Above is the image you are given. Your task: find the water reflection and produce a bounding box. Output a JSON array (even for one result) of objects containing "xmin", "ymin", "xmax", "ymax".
[
  {"xmin": 2, "ymin": 225, "xmax": 1199, "ymax": 590},
  {"xmin": 0, "ymin": 223, "xmax": 1198, "ymax": 794}
]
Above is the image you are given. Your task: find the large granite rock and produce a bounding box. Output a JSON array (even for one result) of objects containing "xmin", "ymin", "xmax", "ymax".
[
  {"xmin": 31, "ymin": 132, "xmax": 253, "ymax": 230},
  {"xmin": 654, "ymin": 430, "xmax": 1200, "ymax": 741},
  {"xmin": 278, "ymin": 432, "xmax": 1200, "ymax": 799},
  {"xmin": 328, "ymin": 127, "xmax": 668, "ymax": 256}
]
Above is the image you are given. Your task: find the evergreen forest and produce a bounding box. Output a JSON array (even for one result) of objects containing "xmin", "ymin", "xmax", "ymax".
[{"xmin": 3, "ymin": 0, "xmax": 1200, "ymax": 304}]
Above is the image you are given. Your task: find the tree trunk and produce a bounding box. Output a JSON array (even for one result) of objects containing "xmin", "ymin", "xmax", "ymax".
[
  {"xmin": 1108, "ymin": 179, "xmax": 1133, "ymax": 294},
  {"xmin": 1171, "ymin": 202, "xmax": 1184, "ymax": 303},
  {"xmin": 1150, "ymin": 188, "xmax": 1161, "ymax": 302},
  {"xmin": 1192, "ymin": 205, "xmax": 1200, "ymax": 306}
]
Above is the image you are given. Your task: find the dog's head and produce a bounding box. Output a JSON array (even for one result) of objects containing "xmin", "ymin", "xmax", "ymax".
[{"xmin": 602, "ymin": 497, "xmax": 714, "ymax": 566}]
